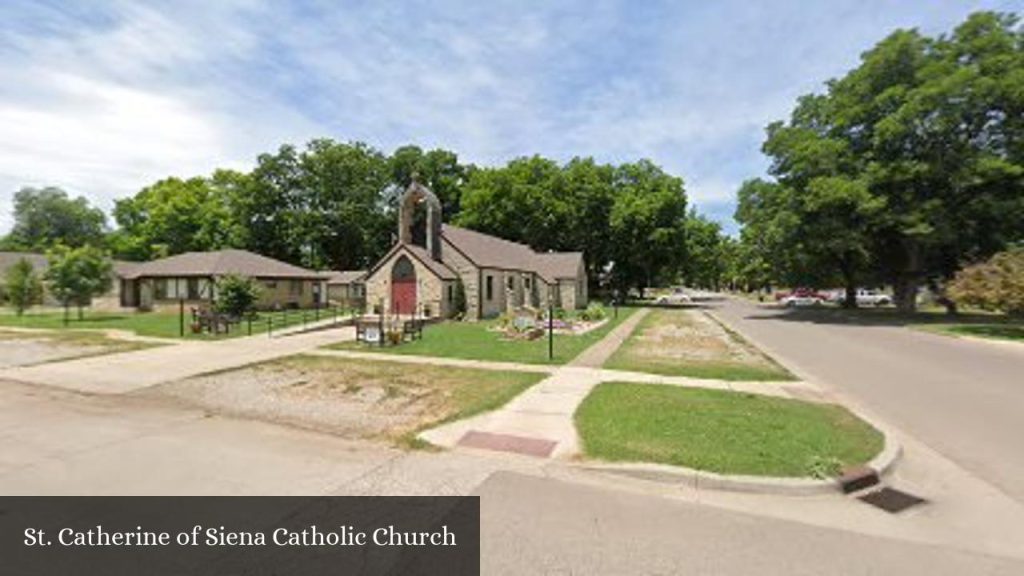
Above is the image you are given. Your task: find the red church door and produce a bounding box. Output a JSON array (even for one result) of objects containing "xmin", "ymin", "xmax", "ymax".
[{"xmin": 391, "ymin": 256, "xmax": 417, "ymax": 316}]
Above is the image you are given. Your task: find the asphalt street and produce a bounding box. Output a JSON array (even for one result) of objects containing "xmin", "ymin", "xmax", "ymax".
[{"xmin": 708, "ymin": 297, "xmax": 1024, "ymax": 504}]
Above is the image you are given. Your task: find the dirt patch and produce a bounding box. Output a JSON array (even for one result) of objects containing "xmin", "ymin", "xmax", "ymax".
[
  {"xmin": 0, "ymin": 330, "xmax": 141, "ymax": 368},
  {"xmin": 144, "ymin": 355, "xmax": 540, "ymax": 443},
  {"xmin": 628, "ymin": 310, "xmax": 770, "ymax": 365},
  {"xmin": 605, "ymin": 309, "xmax": 792, "ymax": 380}
]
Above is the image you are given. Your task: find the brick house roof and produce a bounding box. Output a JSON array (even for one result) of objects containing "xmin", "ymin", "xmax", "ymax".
[
  {"xmin": 120, "ymin": 249, "xmax": 324, "ymax": 280},
  {"xmin": 325, "ymin": 269, "xmax": 367, "ymax": 285}
]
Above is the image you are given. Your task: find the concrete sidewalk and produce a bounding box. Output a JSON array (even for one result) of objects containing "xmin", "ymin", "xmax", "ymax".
[
  {"xmin": 0, "ymin": 324, "xmax": 356, "ymax": 394},
  {"xmin": 568, "ymin": 308, "xmax": 648, "ymax": 367}
]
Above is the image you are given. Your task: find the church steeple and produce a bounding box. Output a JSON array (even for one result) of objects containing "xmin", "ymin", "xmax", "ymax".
[{"xmin": 398, "ymin": 177, "xmax": 442, "ymax": 261}]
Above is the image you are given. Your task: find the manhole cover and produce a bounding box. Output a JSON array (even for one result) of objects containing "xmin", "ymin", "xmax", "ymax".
[{"xmin": 858, "ymin": 487, "xmax": 927, "ymax": 513}]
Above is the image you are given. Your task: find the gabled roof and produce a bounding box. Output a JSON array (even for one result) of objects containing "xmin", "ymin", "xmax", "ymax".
[
  {"xmin": 0, "ymin": 252, "xmax": 49, "ymax": 273},
  {"xmin": 326, "ymin": 269, "xmax": 367, "ymax": 285},
  {"xmin": 533, "ymin": 251, "xmax": 585, "ymax": 282},
  {"xmin": 441, "ymin": 225, "xmax": 583, "ymax": 282},
  {"xmin": 366, "ymin": 243, "xmax": 458, "ymax": 281},
  {"xmin": 121, "ymin": 249, "xmax": 323, "ymax": 280}
]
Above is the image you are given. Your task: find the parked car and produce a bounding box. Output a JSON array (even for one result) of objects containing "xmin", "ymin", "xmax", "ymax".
[
  {"xmin": 779, "ymin": 292, "xmax": 825, "ymax": 307},
  {"xmin": 831, "ymin": 288, "xmax": 892, "ymax": 306},
  {"xmin": 854, "ymin": 289, "xmax": 892, "ymax": 307},
  {"xmin": 775, "ymin": 287, "xmax": 828, "ymax": 302},
  {"xmin": 656, "ymin": 288, "xmax": 693, "ymax": 305}
]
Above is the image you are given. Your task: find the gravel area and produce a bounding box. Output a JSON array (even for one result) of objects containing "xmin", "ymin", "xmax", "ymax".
[
  {"xmin": 0, "ymin": 333, "xmax": 109, "ymax": 368},
  {"xmin": 145, "ymin": 358, "xmax": 459, "ymax": 440}
]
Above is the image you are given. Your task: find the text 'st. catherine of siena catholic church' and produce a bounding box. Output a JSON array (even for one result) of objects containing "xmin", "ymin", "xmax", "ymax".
[{"xmin": 363, "ymin": 180, "xmax": 588, "ymax": 320}]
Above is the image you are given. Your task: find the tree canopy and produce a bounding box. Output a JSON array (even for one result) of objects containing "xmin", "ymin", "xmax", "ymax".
[
  {"xmin": 44, "ymin": 245, "xmax": 113, "ymax": 320},
  {"xmin": 735, "ymin": 11, "xmax": 1024, "ymax": 310},
  {"xmin": 3, "ymin": 187, "xmax": 106, "ymax": 250}
]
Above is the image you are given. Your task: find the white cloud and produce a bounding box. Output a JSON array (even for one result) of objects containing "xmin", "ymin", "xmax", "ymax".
[{"xmin": 0, "ymin": 0, "xmax": 1011, "ymax": 234}]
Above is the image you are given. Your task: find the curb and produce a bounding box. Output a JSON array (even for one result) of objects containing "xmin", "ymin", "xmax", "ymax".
[{"xmin": 575, "ymin": 432, "xmax": 902, "ymax": 496}]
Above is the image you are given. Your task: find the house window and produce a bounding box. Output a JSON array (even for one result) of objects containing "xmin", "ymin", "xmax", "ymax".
[
  {"xmin": 289, "ymin": 280, "xmax": 303, "ymax": 295},
  {"xmin": 525, "ymin": 276, "xmax": 531, "ymax": 289},
  {"xmin": 485, "ymin": 275, "xmax": 494, "ymax": 300},
  {"xmin": 265, "ymin": 280, "xmax": 277, "ymax": 290},
  {"xmin": 155, "ymin": 279, "xmax": 167, "ymax": 300},
  {"xmin": 507, "ymin": 276, "xmax": 514, "ymax": 290},
  {"xmin": 187, "ymin": 278, "xmax": 201, "ymax": 300},
  {"xmin": 447, "ymin": 285, "xmax": 454, "ymax": 303}
]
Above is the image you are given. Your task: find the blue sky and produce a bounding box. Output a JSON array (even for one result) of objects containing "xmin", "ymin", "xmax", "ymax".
[{"xmin": 0, "ymin": 1, "xmax": 1018, "ymax": 235}]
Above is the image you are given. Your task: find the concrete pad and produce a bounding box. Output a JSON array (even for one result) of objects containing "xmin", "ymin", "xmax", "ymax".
[
  {"xmin": 458, "ymin": 431, "xmax": 557, "ymax": 458},
  {"xmin": 0, "ymin": 326, "xmax": 355, "ymax": 394}
]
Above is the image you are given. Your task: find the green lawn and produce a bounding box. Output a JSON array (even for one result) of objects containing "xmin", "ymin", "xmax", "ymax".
[
  {"xmin": 913, "ymin": 322, "xmax": 1024, "ymax": 343},
  {"xmin": 604, "ymin": 309, "xmax": 794, "ymax": 381},
  {"xmin": 0, "ymin": 307, "xmax": 348, "ymax": 340},
  {"xmin": 328, "ymin": 308, "xmax": 637, "ymax": 365},
  {"xmin": 575, "ymin": 382, "xmax": 883, "ymax": 478}
]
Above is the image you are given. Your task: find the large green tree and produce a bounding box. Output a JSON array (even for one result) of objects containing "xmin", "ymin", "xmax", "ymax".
[
  {"xmin": 739, "ymin": 11, "xmax": 1024, "ymax": 311},
  {"xmin": 111, "ymin": 171, "xmax": 247, "ymax": 260},
  {"xmin": 682, "ymin": 211, "xmax": 726, "ymax": 290},
  {"xmin": 237, "ymin": 140, "xmax": 393, "ymax": 271},
  {"xmin": 607, "ymin": 160, "xmax": 688, "ymax": 295},
  {"xmin": 4, "ymin": 187, "xmax": 106, "ymax": 250}
]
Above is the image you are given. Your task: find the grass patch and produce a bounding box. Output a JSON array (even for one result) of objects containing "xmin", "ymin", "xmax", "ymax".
[
  {"xmin": 0, "ymin": 307, "xmax": 348, "ymax": 340},
  {"xmin": 260, "ymin": 355, "xmax": 544, "ymax": 447},
  {"xmin": 604, "ymin": 309, "xmax": 793, "ymax": 381},
  {"xmin": 913, "ymin": 322, "xmax": 1024, "ymax": 343},
  {"xmin": 575, "ymin": 382, "xmax": 883, "ymax": 477},
  {"xmin": 328, "ymin": 308, "xmax": 637, "ymax": 365}
]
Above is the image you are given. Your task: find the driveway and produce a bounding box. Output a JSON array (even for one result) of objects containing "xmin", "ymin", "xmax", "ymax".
[{"xmin": 708, "ymin": 298, "xmax": 1024, "ymax": 504}]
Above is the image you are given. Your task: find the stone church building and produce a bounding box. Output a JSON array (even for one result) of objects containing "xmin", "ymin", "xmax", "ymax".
[{"xmin": 364, "ymin": 181, "xmax": 588, "ymax": 320}]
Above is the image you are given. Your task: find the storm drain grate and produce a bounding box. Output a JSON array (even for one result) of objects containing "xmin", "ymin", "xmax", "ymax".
[{"xmin": 857, "ymin": 487, "xmax": 927, "ymax": 513}]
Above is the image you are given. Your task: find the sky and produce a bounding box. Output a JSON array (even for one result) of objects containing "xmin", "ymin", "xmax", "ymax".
[{"xmin": 0, "ymin": 0, "xmax": 1019, "ymax": 236}]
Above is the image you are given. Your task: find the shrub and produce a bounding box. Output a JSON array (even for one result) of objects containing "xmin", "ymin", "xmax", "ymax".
[
  {"xmin": 215, "ymin": 274, "xmax": 261, "ymax": 317},
  {"xmin": 948, "ymin": 248, "xmax": 1024, "ymax": 316},
  {"xmin": 580, "ymin": 303, "xmax": 607, "ymax": 322},
  {"xmin": 4, "ymin": 257, "xmax": 43, "ymax": 316}
]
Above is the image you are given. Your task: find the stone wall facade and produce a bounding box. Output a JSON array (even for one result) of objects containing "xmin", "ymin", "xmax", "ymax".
[{"xmin": 364, "ymin": 247, "xmax": 454, "ymax": 318}]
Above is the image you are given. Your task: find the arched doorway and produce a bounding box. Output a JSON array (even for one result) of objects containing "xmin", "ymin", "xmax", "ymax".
[{"xmin": 391, "ymin": 255, "xmax": 416, "ymax": 316}]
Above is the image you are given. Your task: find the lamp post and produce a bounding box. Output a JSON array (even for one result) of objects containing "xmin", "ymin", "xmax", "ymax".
[{"xmin": 547, "ymin": 297, "xmax": 554, "ymax": 361}]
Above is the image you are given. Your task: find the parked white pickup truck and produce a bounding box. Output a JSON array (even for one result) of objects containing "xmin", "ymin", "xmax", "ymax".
[{"xmin": 852, "ymin": 289, "xmax": 892, "ymax": 307}]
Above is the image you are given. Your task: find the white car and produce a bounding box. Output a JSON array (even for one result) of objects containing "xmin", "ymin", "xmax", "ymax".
[
  {"xmin": 779, "ymin": 294, "xmax": 825, "ymax": 307},
  {"xmin": 854, "ymin": 289, "xmax": 892, "ymax": 307},
  {"xmin": 656, "ymin": 290, "xmax": 693, "ymax": 305},
  {"xmin": 833, "ymin": 289, "xmax": 892, "ymax": 307}
]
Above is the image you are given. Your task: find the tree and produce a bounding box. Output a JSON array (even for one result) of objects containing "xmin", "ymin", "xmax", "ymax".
[
  {"xmin": 44, "ymin": 245, "xmax": 113, "ymax": 322},
  {"xmin": 4, "ymin": 258, "xmax": 43, "ymax": 316},
  {"xmin": 608, "ymin": 160, "xmax": 688, "ymax": 296},
  {"xmin": 214, "ymin": 274, "xmax": 262, "ymax": 318},
  {"xmin": 387, "ymin": 145, "xmax": 467, "ymax": 217},
  {"xmin": 683, "ymin": 211, "xmax": 726, "ymax": 290},
  {"xmin": 111, "ymin": 172, "xmax": 247, "ymax": 260},
  {"xmin": 738, "ymin": 11, "xmax": 1024, "ymax": 311},
  {"xmin": 4, "ymin": 187, "xmax": 106, "ymax": 250},
  {"xmin": 239, "ymin": 140, "xmax": 393, "ymax": 271},
  {"xmin": 948, "ymin": 248, "xmax": 1024, "ymax": 316}
]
